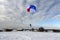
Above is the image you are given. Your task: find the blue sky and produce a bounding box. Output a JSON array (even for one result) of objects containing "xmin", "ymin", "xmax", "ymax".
[{"xmin": 0, "ymin": 0, "xmax": 60, "ymax": 28}]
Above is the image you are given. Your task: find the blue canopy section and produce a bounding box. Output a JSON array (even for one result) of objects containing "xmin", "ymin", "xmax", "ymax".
[{"xmin": 30, "ymin": 5, "xmax": 36, "ymax": 11}]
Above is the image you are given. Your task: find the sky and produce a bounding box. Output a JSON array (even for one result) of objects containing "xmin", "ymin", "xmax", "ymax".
[{"xmin": 0, "ymin": 0, "xmax": 60, "ymax": 29}]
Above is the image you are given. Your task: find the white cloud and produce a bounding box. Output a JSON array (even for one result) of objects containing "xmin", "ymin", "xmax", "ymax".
[
  {"xmin": 0, "ymin": 15, "xmax": 8, "ymax": 21},
  {"xmin": 0, "ymin": 5, "xmax": 6, "ymax": 14},
  {"xmin": 52, "ymin": 15, "xmax": 60, "ymax": 20},
  {"xmin": 0, "ymin": 0, "xmax": 5, "ymax": 2}
]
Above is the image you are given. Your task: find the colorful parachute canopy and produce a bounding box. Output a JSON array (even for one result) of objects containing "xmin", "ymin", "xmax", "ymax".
[
  {"xmin": 30, "ymin": 5, "xmax": 36, "ymax": 11},
  {"xmin": 27, "ymin": 5, "xmax": 36, "ymax": 13},
  {"xmin": 27, "ymin": 7, "xmax": 30, "ymax": 12}
]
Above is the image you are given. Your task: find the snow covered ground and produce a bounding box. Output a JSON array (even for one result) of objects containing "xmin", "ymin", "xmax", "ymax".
[{"xmin": 0, "ymin": 32, "xmax": 60, "ymax": 40}]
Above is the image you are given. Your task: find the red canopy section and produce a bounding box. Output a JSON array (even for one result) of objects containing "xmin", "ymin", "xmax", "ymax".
[{"xmin": 27, "ymin": 7, "xmax": 30, "ymax": 12}]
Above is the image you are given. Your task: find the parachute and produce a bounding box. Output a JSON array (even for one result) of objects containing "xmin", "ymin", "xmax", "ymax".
[{"xmin": 27, "ymin": 5, "xmax": 36, "ymax": 13}]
